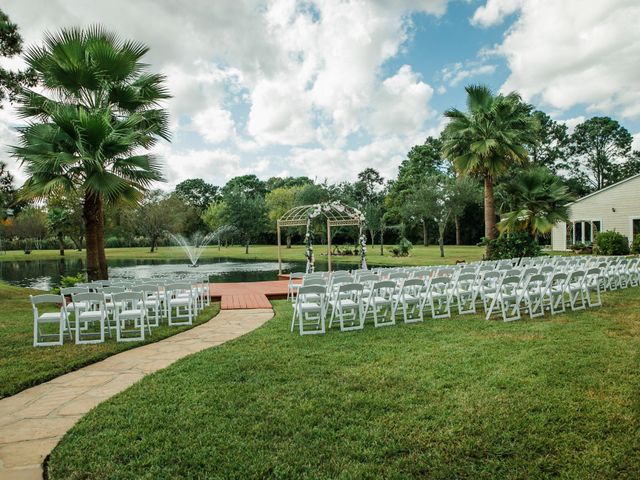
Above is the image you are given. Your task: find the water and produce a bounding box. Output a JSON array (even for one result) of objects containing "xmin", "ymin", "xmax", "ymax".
[
  {"xmin": 168, "ymin": 232, "xmax": 217, "ymax": 266},
  {"xmin": 0, "ymin": 256, "xmax": 360, "ymax": 290}
]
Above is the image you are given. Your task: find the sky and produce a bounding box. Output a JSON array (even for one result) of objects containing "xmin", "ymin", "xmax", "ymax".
[{"xmin": 1, "ymin": 0, "xmax": 640, "ymax": 189}]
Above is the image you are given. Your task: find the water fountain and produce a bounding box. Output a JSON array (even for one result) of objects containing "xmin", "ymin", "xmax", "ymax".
[{"xmin": 168, "ymin": 231, "xmax": 217, "ymax": 267}]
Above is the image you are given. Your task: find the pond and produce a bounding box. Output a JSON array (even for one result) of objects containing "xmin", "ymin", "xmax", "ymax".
[{"xmin": 0, "ymin": 257, "xmax": 361, "ymax": 290}]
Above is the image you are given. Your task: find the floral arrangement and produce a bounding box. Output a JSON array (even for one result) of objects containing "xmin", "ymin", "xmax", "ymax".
[{"xmin": 359, "ymin": 232, "xmax": 367, "ymax": 270}]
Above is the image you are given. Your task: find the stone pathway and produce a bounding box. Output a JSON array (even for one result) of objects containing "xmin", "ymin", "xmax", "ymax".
[{"xmin": 0, "ymin": 308, "xmax": 273, "ymax": 480}]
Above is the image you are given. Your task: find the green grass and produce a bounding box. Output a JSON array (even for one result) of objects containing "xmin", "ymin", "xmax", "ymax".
[
  {"xmin": 48, "ymin": 290, "xmax": 640, "ymax": 479},
  {"xmin": 0, "ymin": 282, "xmax": 220, "ymax": 399},
  {"xmin": 0, "ymin": 244, "xmax": 486, "ymax": 266}
]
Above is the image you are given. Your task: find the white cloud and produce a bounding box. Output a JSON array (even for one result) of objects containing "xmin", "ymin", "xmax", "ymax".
[
  {"xmin": 477, "ymin": 0, "xmax": 640, "ymax": 120},
  {"xmin": 558, "ymin": 116, "xmax": 586, "ymax": 134},
  {"xmin": 441, "ymin": 61, "xmax": 496, "ymax": 86},
  {"xmin": 1, "ymin": 0, "xmax": 448, "ymax": 187},
  {"xmin": 471, "ymin": 0, "xmax": 523, "ymax": 27},
  {"xmin": 190, "ymin": 107, "xmax": 236, "ymax": 145}
]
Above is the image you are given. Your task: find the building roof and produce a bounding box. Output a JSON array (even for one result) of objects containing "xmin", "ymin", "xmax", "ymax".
[{"xmin": 568, "ymin": 172, "xmax": 640, "ymax": 205}]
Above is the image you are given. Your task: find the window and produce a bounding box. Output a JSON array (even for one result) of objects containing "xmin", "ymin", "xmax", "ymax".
[
  {"xmin": 572, "ymin": 220, "xmax": 601, "ymax": 245},
  {"xmin": 633, "ymin": 218, "xmax": 640, "ymax": 237}
]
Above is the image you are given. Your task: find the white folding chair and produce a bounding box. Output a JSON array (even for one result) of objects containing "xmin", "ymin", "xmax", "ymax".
[
  {"xmin": 520, "ymin": 274, "xmax": 546, "ymax": 319},
  {"xmin": 30, "ymin": 294, "xmax": 71, "ymax": 347},
  {"xmin": 328, "ymin": 283, "xmax": 364, "ymax": 332},
  {"xmin": 111, "ymin": 291, "xmax": 150, "ymax": 342},
  {"xmin": 287, "ymin": 273, "xmax": 304, "ymax": 301},
  {"xmin": 165, "ymin": 282, "xmax": 195, "ymax": 326},
  {"xmin": 545, "ymin": 273, "xmax": 568, "ymax": 315},
  {"xmin": 291, "ymin": 285, "xmax": 326, "ymax": 335},
  {"xmin": 393, "ymin": 278, "xmax": 424, "ymax": 323},
  {"xmin": 584, "ymin": 268, "xmax": 602, "ymax": 307},
  {"xmin": 131, "ymin": 284, "xmax": 162, "ymax": 327},
  {"xmin": 72, "ymin": 292, "xmax": 108, "ymax": 344},
  {"xmin": 564, "ymin": 270, "xmax": 587, "ymax": 311},
  {"xmin": 421, "ymin": 277, "xmax": 452, "ymax": 319},
  {"xmin": 485, "ymin": 276, "xmax": 522, "ymax": 322},
  {"xmin": 451, "ymin": 273, "xmax": 477, "ymax": 315},
  {"xmin": 363, "ymin": 280, "xmax": 396, "ymax": 327}
]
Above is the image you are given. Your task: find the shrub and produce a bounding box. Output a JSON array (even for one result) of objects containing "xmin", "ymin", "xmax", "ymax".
[
  {"xmin": 631, "ymin": 234, "xmax": 640, "ymax": 254},
  {"xmin": 52, "ymin": 273, "xmax": 86, "ymax": 294},
  {"xmin": 105, "ymin": 236, "xmax": 125, "ymax": 248},
  {"xmin": 390, "ymin": 237, "xmax": 412, "ymax": 257},
  {"xmin": 481, "ymin": 232, "xmax": 542, "ymax": 260},
  {"xmin": 593, "ymin": 230, "xmax": 629, "ymax": 255}
]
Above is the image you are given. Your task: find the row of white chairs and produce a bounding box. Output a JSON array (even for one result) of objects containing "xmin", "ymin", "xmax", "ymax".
[
  {"xmin": 289, "ymin": 256, "xmax": 640, "ymax": 335},
  {"xmin": 30, "ymin": 277, "xmax": 211, "ymax": 347}
]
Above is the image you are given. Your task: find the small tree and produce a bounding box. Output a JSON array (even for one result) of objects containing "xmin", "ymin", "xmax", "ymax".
[
  {"xmin": 13, "ymin": 207, "xmax": 47, "ymax": 253},
  {"xmin": 135, "ymin": 190, "xmax": 183, "ymax": 252},
  {"xmin": 265, "ymin": 186, "xmax": 302, "ymax": 248},
  {"xmin": 223, "ymin": 191, "xmax": 268, "ymax": 254}
]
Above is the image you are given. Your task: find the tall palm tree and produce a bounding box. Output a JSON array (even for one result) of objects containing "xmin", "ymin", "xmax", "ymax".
[
  {"xmin": 442, "ymin": 84, "xmax": 538, "ymax": 240},
  {"xmin": 497, "ymin": 167, "xmax": 574, "ymax": 238},
  {"xmin": 12, "ymin": 27, "xmax": 170, "ymax": 280}
]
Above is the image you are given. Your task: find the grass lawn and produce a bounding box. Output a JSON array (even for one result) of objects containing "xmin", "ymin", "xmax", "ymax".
[
  {"xmin": 0, "ymin": 282, "xmax": 220, "ymax": 399},
  {"xmin": 48, "ymin": 290, "xmax": 640, "ymax": 479},
  {"xmin": 0, "ymin": 244, "xmax": 486, "ymax": 267}
]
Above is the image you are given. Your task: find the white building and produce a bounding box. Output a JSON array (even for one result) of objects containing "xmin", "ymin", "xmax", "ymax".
[{"xmin": 551, "ymin": 173, "xmax": 640, "ymax": 251}]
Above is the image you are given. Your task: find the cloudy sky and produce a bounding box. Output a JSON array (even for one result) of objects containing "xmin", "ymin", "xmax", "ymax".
[{"xmin": 1, "ymin": 0, "xmax": 640, "ymax": 189}]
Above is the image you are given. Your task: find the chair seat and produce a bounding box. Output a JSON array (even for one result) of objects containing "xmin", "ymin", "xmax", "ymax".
[
  {"xmin": 117, "ymin": 309, "xmax": 144, "ymax": 317},
  {"xmin": 299, "ymin": 302, "xmax": 321, "ymax": 312},
  {"xmin": 67, "ymin": 301, "xmax": 87, "ymax": 310},
  {"xmin": 38, "ymin": 312, "xmax": 64, "ymax": 322},
  {"xmin": 169, "ymin": 298, "xmax": 191, "ymax": 307},
  {"xmin": 77, "ymin": 311, "xmax": 104, "ymax": 321}
]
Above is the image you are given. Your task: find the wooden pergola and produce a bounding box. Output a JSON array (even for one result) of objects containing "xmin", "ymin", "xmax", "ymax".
[{"xmin": 277, "ymin": 202, "xmax": 364, "ymax": 274}]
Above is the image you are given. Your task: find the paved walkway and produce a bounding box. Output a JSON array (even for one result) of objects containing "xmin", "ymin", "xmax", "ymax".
[
  {"xmin": 0, "ymin": 309, "xmax": 273, "ymax": 480},
  {"xmin": 211, "ymin": 280, "xmax": 293, "ymax": 310}
]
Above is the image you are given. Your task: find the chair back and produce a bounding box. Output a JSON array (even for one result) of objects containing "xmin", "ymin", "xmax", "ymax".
[{"xmin": 72, "ymin": 292, "xmax": 106, "ymax": 308}]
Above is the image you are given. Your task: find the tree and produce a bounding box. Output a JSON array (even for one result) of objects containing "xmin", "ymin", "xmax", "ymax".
[
  {"xmin": 0, "ymin": 9, "xmax": 36, "ymax": 106},
  {"xmin": 13, "ymin": 207, "xmax": 47, "ymax": 252},
  {"xmin": 264, "ymin": 176, "xmax": 312, "ymax": 191},
  {"xmin": 265, "ymin": 186, "xmax": 302, "ymax": 248},
  {"xmin": 442, "ymin": 84, "xmax": 538, "ymax": 241},
  {"xmin": 174, "ymin": 178, "xmax": 219, "ymax": 211},
  {"xmin": 135, "ymin": 190, "xmax": 183, "ymax": 252},
  {"xmin": 47, "ymin": 191, "xmax": 85, "ymax": 251},
  {"xmin": 221, "ymin": 175, "xmax": 266, "ymax": 198},
  {"xmin": 405, "ymin": 175, "xmax": 479, "ymax": 257},
  {"xmin": 529, "ymin": 110, "xmax": 570, "ymax": 171},
  {"xmin": 223, "ymin": 191, "xmax": 268, "ymax": 254},
  {"xmin": 14, "ymin": 27, "xmax": 170, "ymax": 280},
  {"xmin": 497, "ymin": 167, "xmax": 574, "ymax": 239},
  {"xmin": 0, "ymin": 161, "xmax": 17, "ymax": 218},
  {"xmin": 570, "ymin": 117, "xmax": 633, "ymax": 191},
  {"xmin": 353, "ymin": 168, "xmax": 384, "ymax": 205},
  {"xmin": 295, "ymin": 183, "xmax": 330, "ymax": 205},
  {"xmin": 362, "ymin": 201, "xmax": 386, "ymax": 254}
]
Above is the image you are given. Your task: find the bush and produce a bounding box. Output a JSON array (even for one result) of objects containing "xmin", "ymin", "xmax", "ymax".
[
  {"xmin": 481, "ymin": 232, "xmax": 542, "ymax": 260},
  {"xmin": 390, "ymin": 237, "xmax": 412, "ymax": 257},
  {"xmin": 593, "ymin": 231, "xmax": 629, "ymax": 255},
  {"xmin": 631, "ymin": 234, "xmax": 640, "ymax": 254},
  {"xmin": 52, "ymin": 273, "xmax": 86, "ymax": 294}
]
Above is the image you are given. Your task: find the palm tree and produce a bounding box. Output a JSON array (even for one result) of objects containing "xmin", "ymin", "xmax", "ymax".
[
  {"xmin": 442, "ymin": 84, "xmax": 538, "ymax": 240},
  {"xmin": 12, "ymin": 27, "xmax": 170, "ymax": 280},
  {"xmin": 497, "ymin": 167, "xmax": 574, "ymax": 238}
]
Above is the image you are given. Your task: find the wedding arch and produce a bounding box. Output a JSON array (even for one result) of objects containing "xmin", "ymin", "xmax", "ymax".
[{"xmin": 277, "ymin": 201, "xmax": 366, "ymax": 274}]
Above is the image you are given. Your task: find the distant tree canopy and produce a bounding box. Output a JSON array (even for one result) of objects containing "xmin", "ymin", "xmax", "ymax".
[{"xmin": 0, "ymin": 9, "xmax": 37, "ymax": 105}]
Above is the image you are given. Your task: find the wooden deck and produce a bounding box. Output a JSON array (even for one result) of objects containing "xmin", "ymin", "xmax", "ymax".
[{"xmin": 210, "ymin": 280, "xmax": 293, "ymax": 310}]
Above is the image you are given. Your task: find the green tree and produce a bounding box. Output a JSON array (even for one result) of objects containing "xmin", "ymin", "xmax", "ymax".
[
  {"xmin": 174, "ymin": 178, "xmax": 219, "ymax": 211},
  {"xmin": 530, "ymin": 110, "xmax": 570, "ymax": 171},
  {"xmin": 570, "ymin": 116, "xmax": 633, "ymax": 191},
  {"xmin": 0, "ymin": 9, "xmax": 36, "ymax": 106},
  {"xmin": 497, "ymin": 167, "xmax": 574, "ymax": 239},
  {"xmin": 442, "ymin": 84, "xmax": 537, "ymax": 241},
  {"xmin": 295, "ymin": 183, "xmax": 330, "ymax": 205},
  {"xmin": 221, "ymin": 175, "xmax": 266, "ymax": 198},
  {"xmin": 264, "ymin": 176, "xmax": 312, "ymax": 191},
  {"xmin": 223, "ymin": 191, "xmax": 268, "ymax": 254},
  {"xmin": 353, "ymin": 168, "xmax": 384, "ymax": 205},
  {"xmin": 265, "ymin": 186, "xmax": 302, "ymax": 248},
  {"xmin": 13, "ymin": 207, "xmax": 47, "ymax": 252},
  {"xmin": 13, "ymin": 27, "xmax": 170, "ymax": 280},
  {"xmin": 135, "ymin": 190, "xmax": 183, "ymax": 252},
  {"xmin": 47, "ymin": 191, "xmax": 84, "ymax": 251}
]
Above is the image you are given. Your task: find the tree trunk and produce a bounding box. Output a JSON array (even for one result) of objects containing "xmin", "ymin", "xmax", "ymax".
[
  {"xmin": 286, "ymin": 235, "xmax": 292, "ymax": 249},
  {"xmin": 369, "ymin": 228, "xmax": 375, "ymax": 248},
  {"xmin": 84, "ymin": 192, "xmax": 101, "ymax": 281},
  {"xmin": 96, "ymin": 197, "xmax": 108, "ymax": 279},
  {"xmin": 245, "ymin": 238, "xmax": 250, "ymax": 254},
  {"xmin": 150, "ymin": 236, "xmax": 156, "ymax": 253},
  {"xmin": 455, "ymin": 217, "xmax": 462, "ymax": 245},
  {"xmin": 484, "ymin": 175, "xmax": 496, "ymax": 239},
  {"xmin": 422, "ymin": 220, "xmax": 428, "ymax": 246},
  {"xmin": 380, "ymin": 229, "xmax": 384, "ymax": 256},
  {"xmin": 218, "ymin": 238, "xmax": 221, "ymax": 251},
  {"xmin": 58, "ymin": 232, "xmax": 65, "ymax": 256},
  {"xmin": 439, "ymin": 225, "xmax": 445, "ymax": 258}
]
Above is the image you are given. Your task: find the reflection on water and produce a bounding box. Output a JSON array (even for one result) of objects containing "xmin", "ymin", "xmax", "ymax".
[{"xmin": 0, "ymin": 256, "xmax": 359, "ymax": 290}]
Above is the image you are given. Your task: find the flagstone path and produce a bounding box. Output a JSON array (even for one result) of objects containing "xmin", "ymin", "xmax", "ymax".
[{"xmin": 0, "ymin": 308, "xmax": 273, "ymax": 480}]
